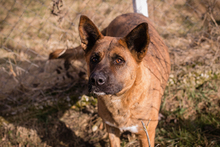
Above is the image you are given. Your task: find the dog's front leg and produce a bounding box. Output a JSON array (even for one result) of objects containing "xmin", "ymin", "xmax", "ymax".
[
  {"xmin": 138, "ymin": 128, "xmax": 155, "ymax": 147},
  {"xmin": 106, "ymin": 124, "xmax": 121, "ymax": 147}
]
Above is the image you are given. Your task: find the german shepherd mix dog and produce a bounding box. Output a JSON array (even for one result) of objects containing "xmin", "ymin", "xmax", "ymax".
[{"xmin": 50, "ymin": 13, "xmax": 170, "ymax": 147}]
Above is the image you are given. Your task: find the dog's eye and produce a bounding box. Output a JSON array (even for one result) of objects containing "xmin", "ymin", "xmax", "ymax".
[
  {"xmin": 114, "ymin": 57, "xmax": 124, "ymax": 64},
  {"xmin": 90, "ymin": 56, "xmax": 99, "ymax": 63},
  {"xmin": 115, "ymin": 58, "xmax": 122, "ymax": 64}
]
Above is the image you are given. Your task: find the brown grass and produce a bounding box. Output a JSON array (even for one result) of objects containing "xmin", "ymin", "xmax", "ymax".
[{"xmin": 0, "ymin": 0, "xmax": 220, "ymax": 146}]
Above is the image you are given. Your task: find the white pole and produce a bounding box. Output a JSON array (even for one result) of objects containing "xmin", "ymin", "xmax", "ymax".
[{"xmin": 133, "ymin": 0, "xmax": 149, "ymax": 17}]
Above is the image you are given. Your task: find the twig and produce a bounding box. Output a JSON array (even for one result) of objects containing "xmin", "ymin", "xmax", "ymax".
[
  {"xmin": 141, "ymin": 120, "xmax": 151, "ymax": 147},
  {"xmin": 146, "ymin": 119, "xmax": 151, "ymax": 127},
  {"xmin": 124, "ymin": 140, "xmax": 138, "ymax": 147},
  {"xmin": 208, "ymin": 13, "xmax": 218, "ymax": 27}
]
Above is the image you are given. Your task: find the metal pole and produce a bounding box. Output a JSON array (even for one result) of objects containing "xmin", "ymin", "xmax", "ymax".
[{"xmin": 133, "ymin": 0, "xmax": 149, "ymax": 17}]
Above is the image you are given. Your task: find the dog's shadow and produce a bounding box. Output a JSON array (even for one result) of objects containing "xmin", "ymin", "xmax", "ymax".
[{"xmin": 0, "ymin": 58, "xmax": 108, "ymax": 147}]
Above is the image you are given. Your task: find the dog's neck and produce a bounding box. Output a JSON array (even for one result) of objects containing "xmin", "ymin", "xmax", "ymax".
[{"xmin": 121, "ymin": 63, "xmax": 150, "ymax": 107}]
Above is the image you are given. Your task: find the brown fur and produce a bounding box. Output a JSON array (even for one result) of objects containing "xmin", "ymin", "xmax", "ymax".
[
  {"xmin": 49, "ymin": 13, "xmax": 170, "ymax": 146},
  {"xmin": 49, "ymin": 46, "xmax": 84, "ymax": 60}
]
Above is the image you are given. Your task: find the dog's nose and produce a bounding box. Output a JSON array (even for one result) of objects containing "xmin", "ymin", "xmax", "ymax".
[{"xmin": 90, "ymin": 73, "xmax": 106, "ymax": 86}]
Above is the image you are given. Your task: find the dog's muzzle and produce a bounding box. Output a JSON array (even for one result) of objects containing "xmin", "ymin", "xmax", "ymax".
[{"xmin": 89, "ymin": 72, "xmax": 107, "ymax": 95}]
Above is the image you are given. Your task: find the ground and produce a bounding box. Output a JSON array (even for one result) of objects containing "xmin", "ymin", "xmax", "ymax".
[{"xmin": 0, "ymin": 0, "xmax": 220, "ymax": 146}]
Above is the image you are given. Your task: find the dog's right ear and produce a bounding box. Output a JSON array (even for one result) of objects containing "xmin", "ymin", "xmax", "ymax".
[{"xmin": 79, "ymin": 15, "xmax": 103, "ymax": 53}]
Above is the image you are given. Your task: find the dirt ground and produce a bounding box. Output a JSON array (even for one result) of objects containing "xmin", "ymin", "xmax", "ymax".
[{"xmin": 0, "ymin": 0, "xmax": 220, "ymax": 146}]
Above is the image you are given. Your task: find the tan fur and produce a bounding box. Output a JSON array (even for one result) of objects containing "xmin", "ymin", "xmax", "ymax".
[{"xmin": 49, "ymin": 13, "xmax": 170, "ymax": 146}]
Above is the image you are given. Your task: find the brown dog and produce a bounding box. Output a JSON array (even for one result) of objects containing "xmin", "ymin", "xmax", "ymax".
[{"xmin": 50, "ymin": 13, "xmax": 170, "ymax": 146}]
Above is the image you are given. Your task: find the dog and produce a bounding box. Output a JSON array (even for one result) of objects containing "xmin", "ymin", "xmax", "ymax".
[{"xmin": 49, "ymin": 13, "xmax": 170, "ymax": 147}]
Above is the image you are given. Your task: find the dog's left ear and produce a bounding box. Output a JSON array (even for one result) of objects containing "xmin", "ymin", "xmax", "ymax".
[
  {"xmin": 79, "ymin": 15, "xmax": 103, "ymax": 53},
  {"xmin": 122, "ymin": 23, "xmax": 150, "ymax": 62}
]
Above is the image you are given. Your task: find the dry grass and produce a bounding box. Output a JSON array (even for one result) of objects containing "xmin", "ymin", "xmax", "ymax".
[{"xmin": 0, "ymin": 0, "xmax": 220, "ymax": 146}]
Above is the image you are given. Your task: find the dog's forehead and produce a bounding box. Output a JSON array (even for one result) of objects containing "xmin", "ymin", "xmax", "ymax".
[{"xmin": 94, "ymin": 36, "xmax": 126, "ymax": 55}]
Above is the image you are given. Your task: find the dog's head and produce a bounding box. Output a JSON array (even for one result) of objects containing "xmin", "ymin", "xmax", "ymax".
[{"xmin": 79, "ymin": 15, "xmax": 150, "ymax": 96}]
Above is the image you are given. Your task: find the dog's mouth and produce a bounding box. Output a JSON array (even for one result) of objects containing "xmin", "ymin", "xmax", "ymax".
[
  {"xmin": 89, "ymin": 85, "xmax": 106, "ymax": 96},
  {"xmin": 93, "ymin": 91, "xmax": 106, "ymax": 96},
  {"xmin": 88, "ymin": 82, "xmax": 123, "ymax": 96},
  {"xmin": 89, "ymin": 87, "xmax": 107, "ymax": 96}
]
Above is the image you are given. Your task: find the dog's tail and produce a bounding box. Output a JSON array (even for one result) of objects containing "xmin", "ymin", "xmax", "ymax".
[{"xmin": 49, "ymin": 46, "xmax": 84, "ymax": 60}]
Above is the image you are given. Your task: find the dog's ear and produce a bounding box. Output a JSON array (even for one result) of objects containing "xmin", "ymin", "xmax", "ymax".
[
  {"xmin": 122, "ymin": 23, "xmax": 150, "ymax": 62},
  {"xmin": 79, "ymin": 15, "xmax": 103, "ymax": 53}
]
